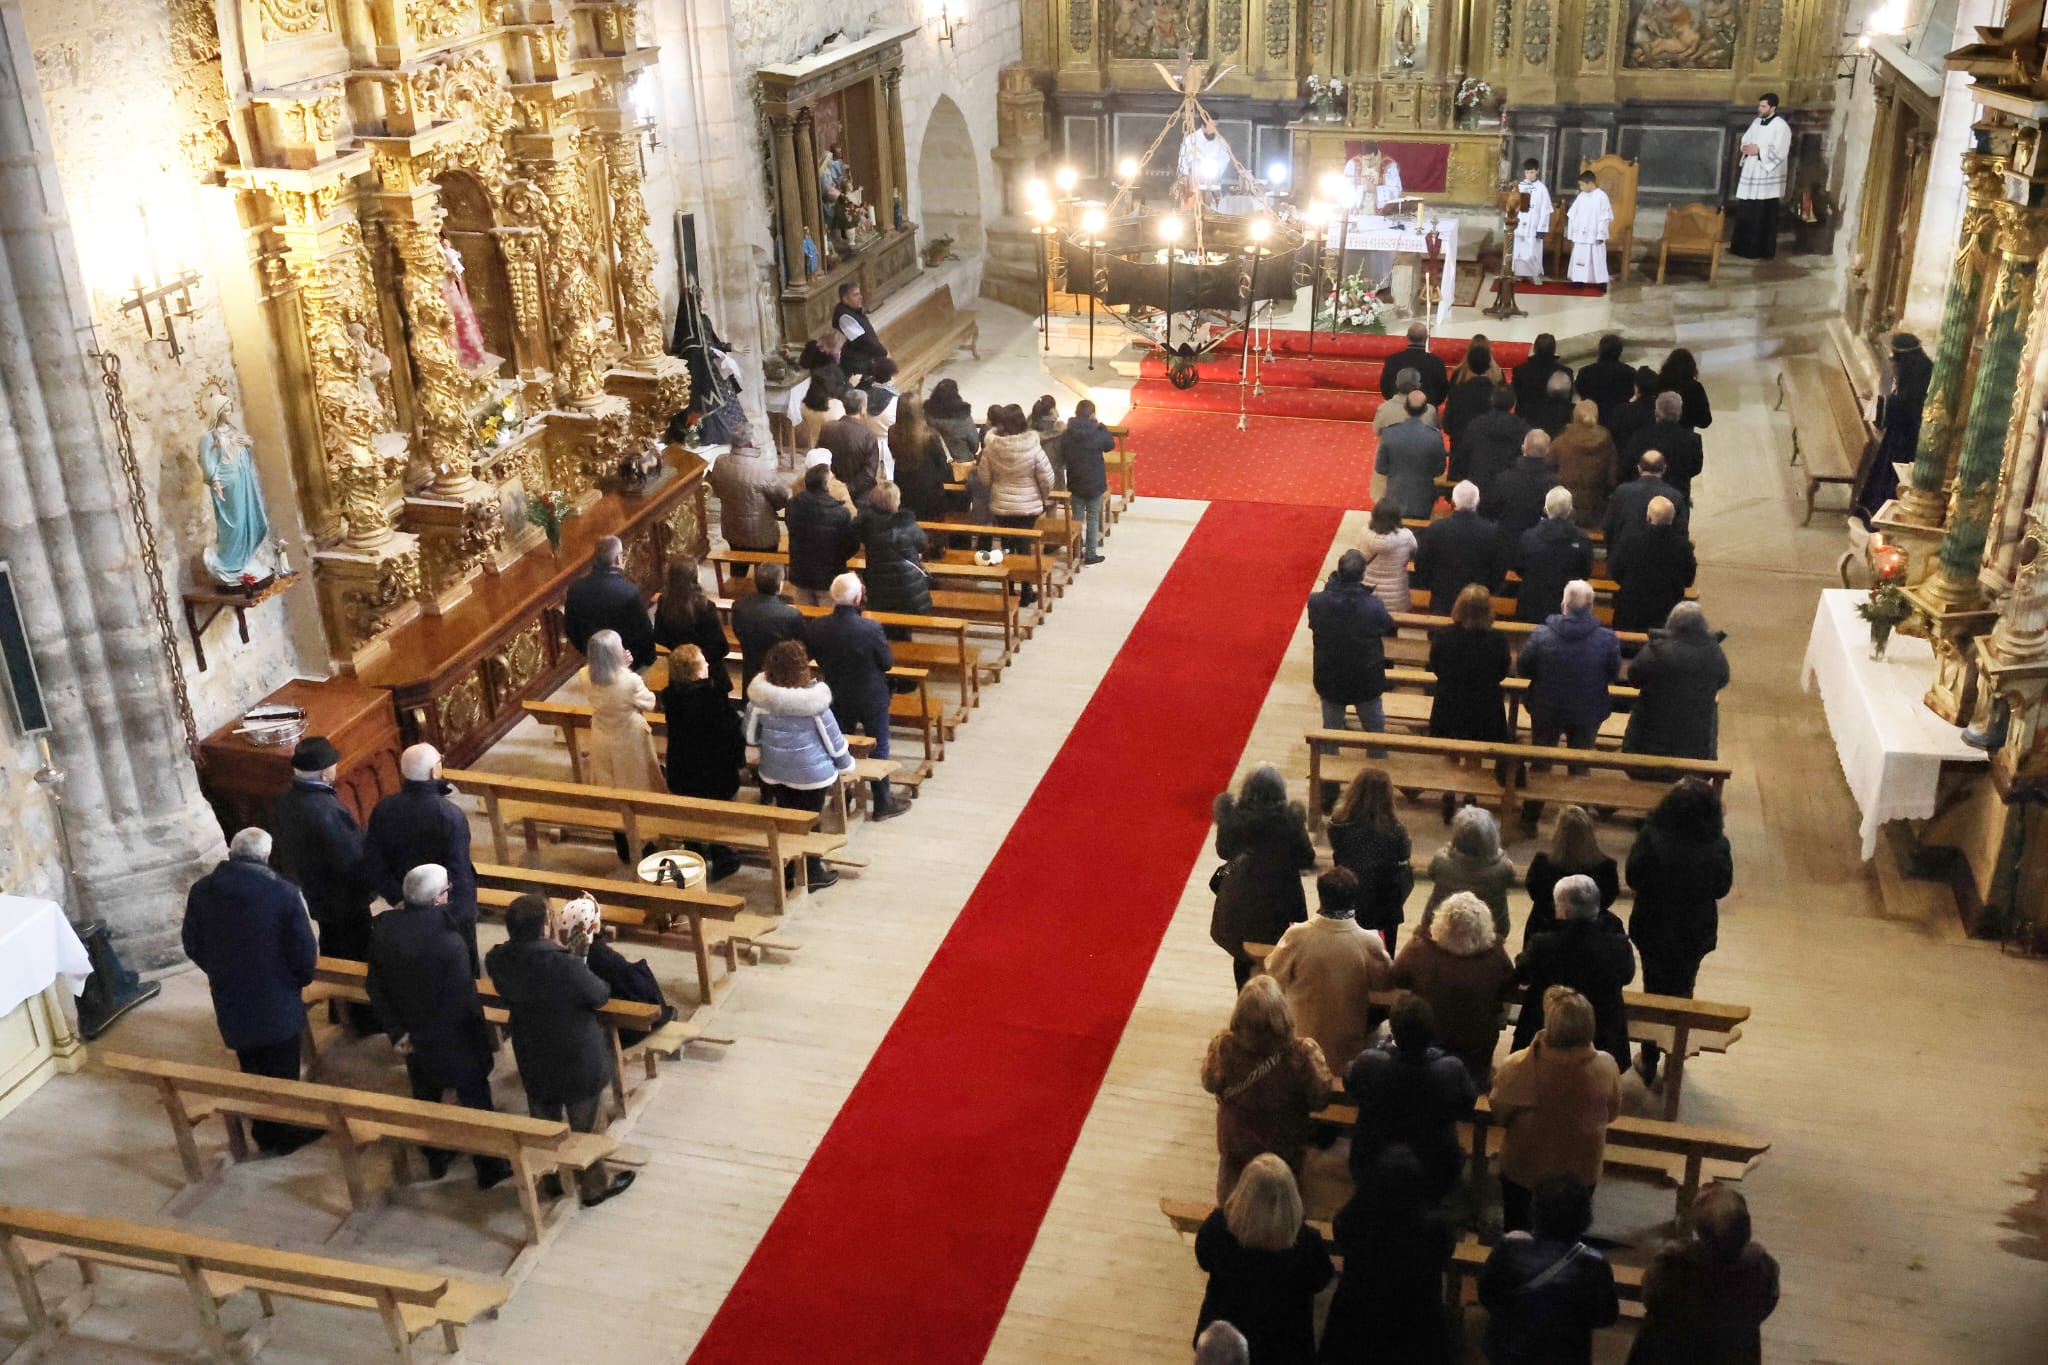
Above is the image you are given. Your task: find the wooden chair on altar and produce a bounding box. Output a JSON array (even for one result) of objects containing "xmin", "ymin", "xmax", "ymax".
[
  {"xmin": 1658, "ymin": 204, "xmax": 1727, "ymax": 284},
  {"xmin": 1547, "ymin": 154, "xmax": 1640, "ymax": 281}
]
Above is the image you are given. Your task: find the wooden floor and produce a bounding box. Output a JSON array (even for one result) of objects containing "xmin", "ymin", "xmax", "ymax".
[{"xmin": 3, "ymin": 280, "xmax": 2047, "ymax": 1363}]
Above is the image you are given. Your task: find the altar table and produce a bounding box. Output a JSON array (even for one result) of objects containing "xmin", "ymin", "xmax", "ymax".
[
  {"xmin": 0, "ymin": 896, "xmax": 90, "ymax": 1122},
  {"xmin": 1801, "ymin": 590, "xmax": 1987, "ymax": 859},
  {"xmin": 1323, "ymin": 215, "xmax": 1461, "ymax": 325}
]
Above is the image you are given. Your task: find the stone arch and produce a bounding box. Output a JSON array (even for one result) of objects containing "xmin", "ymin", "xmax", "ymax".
[
  {"xmin": 916, "ymin": 95, "xmax": 983, "ymax": 262},
  {"xmin": 434, "ymin": 168, "xmax": 515, "ymax": 375}
]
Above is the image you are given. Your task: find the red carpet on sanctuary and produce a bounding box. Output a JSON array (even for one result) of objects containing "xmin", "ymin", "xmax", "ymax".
[
  {"xmin": 687, "ymin": 500, "xmax": 1343, "ymax": 1365},
  {"xmin": 1117, "ymin": 406, "xmax": 1381, "ymax": 507}
]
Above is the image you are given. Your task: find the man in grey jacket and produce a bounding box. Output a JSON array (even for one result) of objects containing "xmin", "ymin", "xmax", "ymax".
[
  {"xmin": 708, "ymin": 426, "xmax": 790, "ymax": 566},
  {"xmin": 1376, "ymin": 391, "xmax": 1450, "ymax": 520}
]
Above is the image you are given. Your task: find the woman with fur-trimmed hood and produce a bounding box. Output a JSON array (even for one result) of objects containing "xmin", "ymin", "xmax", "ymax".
[{"xmin": 1391, "ymin": 891, "xmax": 1516, "ymax": 1085}]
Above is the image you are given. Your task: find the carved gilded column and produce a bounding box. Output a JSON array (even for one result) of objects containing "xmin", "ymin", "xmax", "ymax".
[
  {"xmin": 1898, "ymin": 152, "xmax": 2006, "ymax": 525},
  {"xmin": 1851, "ymin": 81, "xmax": 1901, "ymax": 332},
  {"xmin": 771, "ymin": 114, "xmax": 806, "ymax": 284},
  {"xmin": 794, "ymin": 111, "xmax": 825, "ymax": 266},
  {"xmin": 600, "ymin": 131, "xmax": 665, "ymax": 362}
]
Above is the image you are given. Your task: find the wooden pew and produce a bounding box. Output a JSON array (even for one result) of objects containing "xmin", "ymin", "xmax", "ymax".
[
  {"xmin": 1304, "ymin": 728, "xmax": 1732, "ymax": 831},
  {"xmin": 888, "ymin": 282, "xmax": 979, "ymax": 393},
  {"xmin": 1779, "ymin": 353, "xmax": 1878, "ymax": 525},
  {"xmin": 473, "ymin": 860, "xmax": 790, "ymax": 1005},
  {"xmin": 444, "ymin": 767, "xmax": 844, "ymax": 916},
  {"xmin": 299, "ymin": 957, "xmax": 695, "ymax": 1118},
  {"xmin": 1380, "ymin": 611, "xmax": 1652, "ymax": 669},
  {"xmin": 708, "ymin": 546, "xmax": 1024, "ymax": 658},
  {"xmin": 1101, "ymin": 423, "xmax": 1138, "ymax": 516},
  {"xmin": 1375, "ymin": 665, "xmax": 1640, "ymax": 749},
  {"xmin": 0, "ymin": 1203, "xmax": 506, "ymax": 1363},
  {"xmin": 100, "ymin": 1052, "xmax": 614, "ymax": 1248},
  {"xmin": 918, "ymin": 520, "xmax": 1055, "ymax": 606}
]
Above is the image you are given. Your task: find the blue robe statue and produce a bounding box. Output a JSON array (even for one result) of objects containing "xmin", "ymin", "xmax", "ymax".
[
  {"xmin": 802, "ymin": 231, "xmax": 819, "ymax": 276},
  {"xmin": 199, "ymin": 404, "xmax": 272, "ymax": 585}
]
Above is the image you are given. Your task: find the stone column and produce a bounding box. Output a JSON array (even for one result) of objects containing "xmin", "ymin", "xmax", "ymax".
[
  {"xmin": 794, "ymin": 112, "xmax": 826, "ymax": 265},
  {"xmin": 1897, "ymin": 152, "xmax": 2005, "ymax": 524},
  {"xmin": 771, "ymin": 114, "xmax": 805, "ymax": 284},
  {"xmin": 884, "ymin": 72, "xmax": 909, "ymax": 219},
  {"xmin": 0, "ymin": 6, "xmax": 225, "ymax": 967},
  {"xmin": 868, "ymin": 79, "xmax": 897, "ymax": 239}
]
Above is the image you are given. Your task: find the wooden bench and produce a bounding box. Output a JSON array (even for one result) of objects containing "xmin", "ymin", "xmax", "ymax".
[
  {"xmin": 473, "ymin": 860, "xmax": 789, "ymax": 1004},
  {"xmin": 1381, "ymin": 611, "xmax": 1651, "ymax": 669},
  {"xmin": 100, "ymin": 1052, "xmax": 615, "ymax": 1249},
  {"xmin": 708, "ymin": 546, "xmax": 1025, "ymax": 659},
  {"xmin": 1375, "ymin": 666, "xmax": 1640, "ymax": 749},
  {"xmin": 445, "ymin": 767, "xmax": 847, "ymax": 916},
  {"xmin": 919, "ymin": 521, "xmax": 1055, "ymax": 605},
  {"xmin": 887, "ymin": 282, "xmax": 980, "ymax": 394},
  {"xmin": 1304, "ymin": 728, "xmax": 1732, "ymax": 831},
  {"xmin": 1779, "ymin": 354, "xmax": 1878, "ymax": 525},
  {"xmin": 0, "ymin": 1203, "xmax": 506, "ymax": 1362},
  {"xmin": 1101, "ymin": 423, "xmax": 1138, "ymax": 516}
]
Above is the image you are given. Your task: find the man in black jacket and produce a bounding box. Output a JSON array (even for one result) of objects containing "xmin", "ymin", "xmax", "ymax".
[
  {"xmin": 1609, "ymin": 496, "xmax": 1698, "ymax": 632},
  {"xmin": 731, "ymin": 561, "xmax": 805, "ymax": 689},
  {"xmin": 366, "ymin": 864, "xmax": 510, "ymax": 1186},
  {"xmin": 1605, "ymin": 366, "xmax": 1661, "ymax": 471},
  {"xmin": 271, "ymin": 735, "xmax": 377, "ymax": 1033},
  {"xmin": 786, "ymin": 459, "xmax": 857, "ymax": 606},
  {"xmin": 819, "ymin": 389, "xmax": 883, "ymax": 501},
  {"xmin": 364, "ymin": 743, "xmax": 480, "ymax": 973},
  {"xmin": 1623, "ymin": 391, "xmax": 1706, "ymax": 498},
  {"xmin": 1375, "ymin": 322, "xmax": 1449, "ymax": 405},
  {"xmin": 1603, "ymin": 451, "xmax": 1692, "ymax": 550},
  {"xmin": 485, "ymin": 895, "xmax": 636, "ymax": 1206},
  {"xmin": 1307, "ymin": 549, "xmax": 1393, "ymax": 736},
  {"xmin": 1059, "ymin": 399, "xmax": 1115, "ymax": 564},
  {"xmin": 1514, "ymin": 488, "xmax": 1594, "ymax": 625},
  {"xmin": 1346, "ymin": 995, "xmax": 1478, "ymax": 1204},
  {"xmin": 1450, "ymin": 385, "xmax": 1531, "ymax": 488},
  {"xmin": 1513, "ymin": 875, "xmax": 1636, "ymax": 1071},
  {"xmin": 1483, "ymin": 429, "xmax": 1561, "ymax": 541},
  {"xmin": 1573, "ymin": 334, "xmax": 1635, "ymax": 426},
  {"xmin": 182, "ymin": 828, "xmax": 321, "ymax": 1154},
  {"xmin": 805, "ymin": 574, "xmax": 910, "ymax": 821},
  {"xmin": 1413, "ymin": 480, "xmax": 1510, "ymax": 609},
  {"xmin": 1509, "ymin": 332, "xmax": 1572, "ymax": 411},
  {"xmin": 563, "ymin": 536, "xmax": 655, "ymax": 669}
]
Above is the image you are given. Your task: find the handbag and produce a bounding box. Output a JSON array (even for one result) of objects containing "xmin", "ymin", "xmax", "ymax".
[{"xmin": 1207, "ymin": 855, "xmax": 1248, "ymax": 954}]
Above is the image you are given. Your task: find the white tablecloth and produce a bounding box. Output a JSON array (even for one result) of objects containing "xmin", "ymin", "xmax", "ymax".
[
  {"xmin": 1800, "ymin": 590, "xmax": 1987, "ymax": 858},
  {"xmin": 0, "ymin": 895, "xmax": 90, "ymax": 1017},
  {"xmin": 1323, "ymin": 215, "xmax": 1461, "ymax": 325}
]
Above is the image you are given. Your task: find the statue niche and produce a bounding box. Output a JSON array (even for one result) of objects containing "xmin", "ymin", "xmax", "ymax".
[{"xmin": 434, "ymin": 170, "xmax": 516, "ymax": 378}]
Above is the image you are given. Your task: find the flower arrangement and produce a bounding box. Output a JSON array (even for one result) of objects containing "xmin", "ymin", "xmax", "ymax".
[
  {"xmin": 524, "ymin": 488, "xmax": 578, "ymax": 553},
  {"xmin": 1857, "ymin": 543, "xmax": 1913, "ymax": 658},
  {"xmin": 474, "ymin": 393, "xmax": 526, "ymax": 453},
  {"xmin": 1305, "ymin": 74, "xmax": 1346, "ymax": 122},
  {"xmin": 1320, "ymin": 270, "xmax": 1392, "ymax": 333},
  {"xmin": 1456, "ymin": 77, "xmax": 1494, "ymax": 110}
]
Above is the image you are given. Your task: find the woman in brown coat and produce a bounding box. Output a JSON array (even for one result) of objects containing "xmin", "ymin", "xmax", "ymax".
[
  {"xmin": 1201, "ymin": 976, "xmax": 1336, "ymax": 1201},
  {"xmin": 1549, "ymin": 399, "xmax": 1619, "ymax": 529},
  {"xmin": 1489, "ymin": 986, "xmax": 1622, "ymax": 1232},
  {"xmin": 1391, "ymin": 892, "xmax": 1515, "ymax": 1084}
]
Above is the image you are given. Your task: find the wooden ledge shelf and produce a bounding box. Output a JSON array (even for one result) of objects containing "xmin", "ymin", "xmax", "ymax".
[{"xmin": 180, "ymin": 572, "xmax": 302, "ymax": 671}]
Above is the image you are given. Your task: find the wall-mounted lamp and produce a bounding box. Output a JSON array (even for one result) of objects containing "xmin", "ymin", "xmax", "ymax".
[
  {"xmin": 631, "ymin": 74, "xmax": 661, "ymax": 149},
  {"xmin": 925, "ymin": 0, "xmax": 968, "ymax": 46},
  {"xmin": 116, "ymin": 204, "xmax": 202, "ymax": 364}
]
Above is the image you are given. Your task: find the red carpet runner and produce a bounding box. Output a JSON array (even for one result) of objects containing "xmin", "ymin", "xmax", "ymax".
[
  {"xmin": 689, "ymin": 500, "xmax": 1342, "ymax": 1365},
  {"xmin": 1113, "ymin": 408, "xmax": 1379, "ymax": 507}
]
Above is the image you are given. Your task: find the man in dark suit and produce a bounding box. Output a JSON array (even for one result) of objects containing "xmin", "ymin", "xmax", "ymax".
[
  {"xmin": 363, "ymin": 743, "xmax": 480, "ymax": 973},
  {"xmin": 485, "ymin": 895, "xmax": 636, "ymax": 1207},
  {"xmin": 1623, "ymin": 391, "xmax": 1706, "ymax": 499},
  {"xmin": 1450, "ymin": 385, "xmax": 1531, "ymax": 489},
  {"xmin": 1603, "ymin": 451, "xmax": 1692, "ymax": 550},
  {"xmin": 564, "ymin": 536, "xmax": 655, "ymax": 669},
  {"xmin": 786, "ymin": 459, "xmax": 858, "ymax": 606},
  {"xmin": 270, "ymin": 735, "xmax": 377, "ymax": 1034},
  {"xmin": 1609, "ymin": 496, "xmax": 1698, "ymax": 632},
  {"xmin": 1513, "ymin": 875, "xmax": 1636, "ymax": 1072},
  {"xmin": 1413, "ymin": 480, "xmax": 1510, "ymax": 609},
  {"xmin": 1376, "ymin": 322, "xmax": 1449, "ymax": 405},
  {"xmin": 1514, "ymin": 488, "xmax": 1595, "ymax": 625},
  {"xmin": 805, "ymin": 574, "xmax": 910, "ymax": 821},
  {"xmin": 819, "ymin": 389, "xmax": 883, "ymax": 502},
  {"xmin": 182, "ymin": 828, "xmax": 321, "ymax": 1154},
  {"xmin": 1483, "ymin": 429, "xmax": 1561, "ymax": 542},
  {"xmin": 1510, "ymin": 332, "xmax": 1572, "ymax": 411},
  {"xmin": 1375, "ymin": 391, "xmax": 1449, "ymax": 519},
  {"xmin": 731, "ymin": 561, "xmax": 805, "ymax": 689},
  {"xmin": 1605, "ymin": 366, "xmax": 1662, "ymax": 470},
  {"xmin": 366, "ymin": 864, "xmax": 511, "ymax": 1187},
  {"xmin": 1573, "ymin": 334, "xmax": 1636, "ymax": 427}
]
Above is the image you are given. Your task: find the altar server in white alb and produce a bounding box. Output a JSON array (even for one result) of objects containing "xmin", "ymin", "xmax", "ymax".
[
  {"xmin": 1732, "ymin": 92, "xmax": 1792, "ymax": 259},
  {"xmin": 1565, "ymin": 169, "xmax": 1613, "ymax": 285},
  {"xmin": 1512, "ymin": 159, "xmax": 1553, "ymax": 282}
]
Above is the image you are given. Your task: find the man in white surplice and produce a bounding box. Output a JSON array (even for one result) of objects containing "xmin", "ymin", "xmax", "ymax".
[
  {"xmin": 1732, "ymin": 92, "xmax": 1793, "ymax": 259},
  {"xmin": 1565, "ymin": 170, "xmax": 1613, "ymax": 285},
  {"xmin": 1511, "ymin": 159, "xmax": 1553, "ymax": 282},
  {"xmin": 1178, "ymin": 116, "xmax": 1234, "ymax": 203}
]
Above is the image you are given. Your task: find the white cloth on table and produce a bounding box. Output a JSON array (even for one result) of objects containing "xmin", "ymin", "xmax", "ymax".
[
  {"xmin": 1566, "ymin": 188, "xmax": 1613, "ymax": 284},
  {"xmin": 1799, "ymin": 590, "xmax": 1986, "ymax": 858},
  {"xmin": 1736, "ymin": 115, "xmax": 1792, "ymax": 200},
  {"xmin": 1328, "ymin": 215, "xmax": 1462, "ymax": 325},
  {"xmin": 0, "ymin": 895, "xmax": 91, "ymax": 1017},
  {"xmin": 1512, "ymin": 180, "xmax": 1553, "ymax": 278}
]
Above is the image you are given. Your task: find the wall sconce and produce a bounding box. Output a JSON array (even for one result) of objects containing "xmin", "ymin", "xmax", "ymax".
[
  {"xmin": 631, "ymin": 75, "xmax": 661, "ymax": 150},
  {"xmin": 116, "ymin": 204, "xmax": 202, "ymax": 364},
  {"xmin": 925, "ymin": 0, "xmax": 967, "ymax": 46}
]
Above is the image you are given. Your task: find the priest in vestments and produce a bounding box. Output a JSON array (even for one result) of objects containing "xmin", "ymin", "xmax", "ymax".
[
  {"xmin": 1179, "ymin": 116, "xmax": 1234, "ymax": 204},
  {"xmin": 1732, "ymin": 93, "xmax": 1792, "ymax": 259},
  {"xmin": 1512, "ymin": 160, "xmax": 1553, "ymax": 282},
  {"xmin": 1565, "ymin": 171, "xmax": 1613, "ymax": 285}
]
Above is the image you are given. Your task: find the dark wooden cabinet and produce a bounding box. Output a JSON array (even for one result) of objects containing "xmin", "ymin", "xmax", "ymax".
[{"xmin": 197, "ymin": 677, "xmax": 403, "ymax": 838}]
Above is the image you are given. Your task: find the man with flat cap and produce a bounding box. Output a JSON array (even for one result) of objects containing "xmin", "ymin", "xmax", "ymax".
[
  {"xmin": 366, "ymin": 863, "xmax": 511, "ymax": 1187},
  {"xmin": 271, "ymin": 735, "xmax": 379, "ymax": 1032},
  {"xmin": 364, "ymin": 742, "xmax": 480, "ymax": 974}
]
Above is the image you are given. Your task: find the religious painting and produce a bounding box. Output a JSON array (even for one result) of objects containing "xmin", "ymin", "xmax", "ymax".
[
  {"xmin": 1110, "ymin": 0, "xmax": 1209, "ymax": 60},
  {"xmin": 1623, "ymin": 0, "xmax": 1738, "ymax": 70}
]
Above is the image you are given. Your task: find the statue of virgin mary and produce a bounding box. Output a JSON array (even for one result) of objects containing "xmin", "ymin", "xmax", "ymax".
[{"xmin": 198, "ymin": 391, "xmax": 273, "ymax": 585}]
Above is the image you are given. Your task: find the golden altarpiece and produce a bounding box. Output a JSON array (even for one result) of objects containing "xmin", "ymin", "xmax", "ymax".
[{"xmin": 207, "ymin": 1, "xmax": 699, "ymax": 766}]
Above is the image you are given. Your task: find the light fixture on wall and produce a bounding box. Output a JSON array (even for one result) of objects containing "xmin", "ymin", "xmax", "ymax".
[
  {"xmin": 926, "ymin": 0, "xmax": 967, "ymax": 46},
  {"xmin": 112, "ymin": 203, "xmax": 203, "ymax": 364},
  {"xmin": 631, "ymin": 74, "xmax": 662, "ymax": 150}
]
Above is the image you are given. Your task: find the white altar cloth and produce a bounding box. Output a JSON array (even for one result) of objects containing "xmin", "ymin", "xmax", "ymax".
[
  {"xmin": 1800, "ymin": 590, "xmax": 1986, "ymax": 858},
  {"xmin": 1323, "ymin": 215, "xmax": 1460, "ymax": 324},
  {"xmin": 0, "ymin": 896, "xmax": 90, "ymax": 1017}
]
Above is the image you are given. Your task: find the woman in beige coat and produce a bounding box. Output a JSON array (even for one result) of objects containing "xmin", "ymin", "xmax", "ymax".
[
  {"xmin": 580, "ymin": 628, "xmax": 663, "ymax": 793},
  {"xmin": 1489, "ymin": 985, "xmax": 1622, "ymax": 1232},
  {"xmin": 1263, "ymin": 868, "xmax": 1393, "ymax": 1071}
]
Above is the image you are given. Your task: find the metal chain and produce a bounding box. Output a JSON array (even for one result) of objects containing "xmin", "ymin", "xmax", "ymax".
[{"xmin": 89, "ymin": 347, "xmax": 203, "ymax": 762}]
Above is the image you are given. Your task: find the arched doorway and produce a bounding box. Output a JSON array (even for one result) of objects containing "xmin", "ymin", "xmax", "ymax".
[{"xmin": 917, "ymin": 96, "xmax": 983, "ymax": 262}]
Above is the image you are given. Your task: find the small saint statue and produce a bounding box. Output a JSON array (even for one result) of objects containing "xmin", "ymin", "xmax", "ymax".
[
  {"xmin": 347, "ymin": 320, "xmax": 395, "ymax": 426},
  {"xmin": 198, "ymin": 391, "xmax": 274, "ymax": 586},
  {"xmin": 440, "ymin": 238, "xmax": 490, "ymax": 373},
  {"xmin": 892, "ymin": 187, "xmax": 904, "ymax": 230},
  {"xmin": 802, "ymin": 230, "xmax": 820, "ymax": 278}
]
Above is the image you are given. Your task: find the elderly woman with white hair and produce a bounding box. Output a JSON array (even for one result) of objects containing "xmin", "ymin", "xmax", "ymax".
[
  {"xmin": 1392, "ymin": 890, "xmax": 1516, "ymax": 1084},
  {"xmin": 1211, "ymin": 763, "xmax": 1316, "ymax": 988},
  {"xmin": 1422, "ymin": 804, "xmax": 1517, "ymax": 940},
  {"xmin": 579, "ymin": 629, "xmax": 663, "ymax": 862},
  {"xmin": 1624, "ymin": 601, "xmax": 1730, "ymax": 761},
  {"xmin": 1513, "ymin": 873, "xmax": 1636, "ymax": 1071}
]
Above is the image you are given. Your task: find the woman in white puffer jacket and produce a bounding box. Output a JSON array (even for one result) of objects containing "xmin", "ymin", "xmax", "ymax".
[{"xmin": 973, "ymin": 403, "xmax": 1054, "ymax": 605}]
